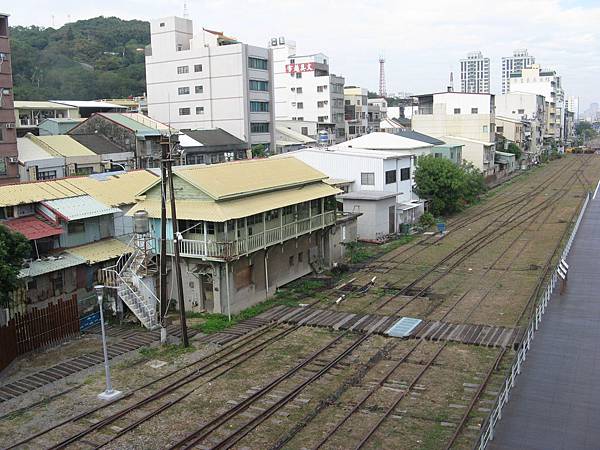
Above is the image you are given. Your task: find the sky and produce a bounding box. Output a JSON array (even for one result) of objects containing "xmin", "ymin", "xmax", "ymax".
[{"xmin": 5, "ymin": 0, "xmax": 600, "ymax": 110}]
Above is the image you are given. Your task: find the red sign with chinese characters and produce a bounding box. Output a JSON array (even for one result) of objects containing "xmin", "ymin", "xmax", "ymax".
[{"xmin": 285, "ymin": 62, "xmax": 315, "ymax": 74}]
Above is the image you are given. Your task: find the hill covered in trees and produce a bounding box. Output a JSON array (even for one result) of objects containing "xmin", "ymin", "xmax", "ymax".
[{"xmin": 10, "ymin": 17, "xmax": 150, "ymax": 100}]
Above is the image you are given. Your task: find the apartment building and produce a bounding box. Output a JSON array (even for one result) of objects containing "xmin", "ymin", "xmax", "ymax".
[
  {"xmin": 0, "ymin": 13, "xmax": 18, "ymax": 185},
  {"xmin": 501, "ymin": 49, "xmax": 535, "ymax": 94},
  {"xmin": 496, "ymin": 92, "xmax": 546, "ymax": 161},
  {"xmin": 344, "ymin": 86, "xmax": 369, "ymax": 140},
  {"xmin": 509, "ymin": 64, "xmax": 564, "ymax": 142},
  {"xmin": 145, "ymin": 16, "xmax": 275, "ymax": 151},
  {"xmin": 460, "ymin": 51, "xmax": 490, "ymax": 94},
  {"xmin": 412, "ymin": 92, "xmax": 496, "ymax": 173},
  {"xmin": 270, "ymin": 38, "xmax": 345, "ymax": 144}
]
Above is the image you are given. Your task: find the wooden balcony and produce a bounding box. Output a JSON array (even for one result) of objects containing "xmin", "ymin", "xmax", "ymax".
[{"xmin": 164, "ymin": 211, "xmax": 337, "ymax": 260}]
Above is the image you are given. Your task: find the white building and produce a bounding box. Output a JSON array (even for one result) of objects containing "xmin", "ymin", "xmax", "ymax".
[
  {"xmin": 460, "ymin": 51, "xmax": 490, "ymax": 94},
  {"xmin": 565, "ymin": 96, "xmax": 579, "ymax": 121},
  {"xmin": 145, "ymin": 17, "xmax": 275, "ymax": 151},
  {"xmin": 344, "ymin": 86, "xmax": 369, "ymax": 140},
  {"xmin": 501, "ymin": 49, "xmax": 535, "ymax": 94},
  {"xmin": 496, "ymin": 92, "xmax": 546, "ymax": 160},
  {"xmin": 412, "ymin": 92, "xmax": 496, "ymax": 173},
  {"xmin": 509, "ymin": 64, "xmax": 564, "ymax": 142},
  {"xmin": 269, "ymin": 37, "xmax": 345, "ymax": 143}
]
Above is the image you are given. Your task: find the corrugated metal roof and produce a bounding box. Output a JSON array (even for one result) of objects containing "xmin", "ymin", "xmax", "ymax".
[
  {"xmin": 169, "ymin": 158, "xmax": 329, "ymax": 200},
  {"xmin": 14, "ymin": 101, "xmax": 77, "ymax": 110},
  {"xmin": 19, "ymin": 253, "xmax": 85, "ymax": 278},
  {"xmin": 51, "ymin": 100, "xmax": 126, "ymax": 109},
  {"xmin": 99, "ymin": 113, "xmax": 171, "ymax": 136},
  {"xmin": 130, "ymin": 182, "xmax": 339, "ymax": 222},
  {"xmin": 42, "ymin": 195, "xmax": 120, "ymax": 220},
  {"xmin": 33, "ymin": 135, "xmax": 97, "ymax": 157},
  {"xmin": 67, "ymin": 238, "xmax": 131, "ymax": 264},
  {"xmin": 17, "ymin": 137, "xmax": 57, "ymax": 162},
  {"xmin": 2, "ymin": 216, "xmax": 63, "ymax": 240},
  {"xmin": 0, "ymin": 179, "xmax": 86, "ymax": 207}
]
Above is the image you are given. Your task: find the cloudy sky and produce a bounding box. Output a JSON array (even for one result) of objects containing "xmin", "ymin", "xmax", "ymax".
[{"xmin": 6, "ymin": 0, "xmax": 600, "ymax": 109}]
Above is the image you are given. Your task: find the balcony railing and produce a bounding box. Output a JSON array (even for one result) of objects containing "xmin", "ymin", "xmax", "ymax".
[{"xmin": 163, "ymin": 211, "xmax": 336, "ymax": 260}]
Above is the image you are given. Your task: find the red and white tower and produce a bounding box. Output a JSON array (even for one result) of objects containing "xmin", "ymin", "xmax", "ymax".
[{"xmin": 378, "ymin": 57, "xmax": 386, "ymax": 98}]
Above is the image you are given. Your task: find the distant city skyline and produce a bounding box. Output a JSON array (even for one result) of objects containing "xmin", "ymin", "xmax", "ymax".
[{"xmin": 5, "ymin": 0, "xmax": 600, "ymax": 107}]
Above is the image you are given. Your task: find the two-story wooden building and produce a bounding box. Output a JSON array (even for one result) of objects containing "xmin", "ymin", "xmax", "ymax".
[{"xmin": 128, "ymin": 157, "xmax": 356, "ymax": 314}]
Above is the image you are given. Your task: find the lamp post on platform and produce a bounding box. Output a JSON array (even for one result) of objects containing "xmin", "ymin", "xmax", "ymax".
[{"xmin": 94, "ymin": 285, "xmax": 122, "ymax": 401}]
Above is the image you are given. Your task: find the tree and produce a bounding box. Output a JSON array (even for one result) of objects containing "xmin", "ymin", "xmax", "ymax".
[
  {"xmin": 414, "ymin": 155, "xmax": 486, "ymax": 216},
  {"xmin": 506, "ymin": 142, "xmax": 523, "ymax": 160},
  {"xmin": 0, "ymin": 226, "xmax": 31, "ymax": 308},
  {"xmin": 251, "ymin": 144, "xmax": 266, "ymax": 158}
]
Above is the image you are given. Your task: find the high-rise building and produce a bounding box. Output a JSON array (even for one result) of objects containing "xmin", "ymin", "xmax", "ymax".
[
  {"xmin": 460, "ymin": 51, "xmax": 490, "ymax": 94},
  {"xmin": 270, "ymin": 37, "xmax": 345, "ymax": 143},
  {"xmin": 501, "ymin": 49, "xmax": 535, "ymax": 94},
  {"xmin": 0, "ymin": 13, "xmax": 19, "ymax": 185},
  {"xmin": 145, "ymin": 16, "xmax": 275, "ymax": 151},
  {"xmin": 565, "ymin": 96, "xmax": 579, "ymax": 121}
]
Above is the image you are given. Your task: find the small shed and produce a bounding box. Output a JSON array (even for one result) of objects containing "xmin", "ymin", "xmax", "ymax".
[{"xmin": 339, "ymin": 190, "xmax": 397, "ymax": 240}]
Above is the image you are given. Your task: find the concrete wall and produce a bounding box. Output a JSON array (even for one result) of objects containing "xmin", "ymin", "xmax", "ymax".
[
  {"xmin": 342, "ymin": 197, "xmax": 395, "ymax": 240},
  {"xmin": 324, "ymin": 217, "xmax": 358, "ymax": 265},
  {"xmin": 58, "ymin": 215, "xmax": 115, "ymax": 248}
]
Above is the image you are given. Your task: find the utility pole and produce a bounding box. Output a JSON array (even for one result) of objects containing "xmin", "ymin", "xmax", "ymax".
[
  {"xmin": 166, "ymin": 139, "xmax": 190, "ymax": 347},
  {"xmin": 159, "ymin": 141, "xmax": 169, "ymax": 344}
]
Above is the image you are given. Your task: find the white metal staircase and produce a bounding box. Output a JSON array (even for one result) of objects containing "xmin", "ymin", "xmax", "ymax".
[{"xmin": 102, "ymin": 237, "xmax": 160, "ymax": 330}]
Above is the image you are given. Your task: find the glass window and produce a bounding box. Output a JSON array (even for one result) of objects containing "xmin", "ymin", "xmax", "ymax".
[
  {"xmin": 195, "ymin": 85, "xmax": 203, "ymax": 94},
  {"xmin": 250, "ymin": 122, "xmax": 269, "ymax": 133},
  {"xmin": 248, "ymin": 57, "xmax": 268, "ymax": 70},
  {"xmin": 385, "ymin": 170, "xmax": 397, "ymax": 184},
  {"xmin": 178, "ymin": 86, "xmax": 190, "ymax": 95},
  {"xmin": 196, "ymin": 106, "xmax": 204, "ymax": 115},
  {"xmin": 250, "ymin": 101, "xmax": 269, "ymax": 112},
  {"xmin": 518, "ymin": 109, "xmax": 525, "ymax": 114},
  {"xmin": 194, "ymin": 64, "xmax": 202, "ymax": 72},
  {"xmin": 38, "ymin": 170, "xmax": 57, "ymax": 180},
  {"xmin": 295, "ymin": 73, "xmax": 302, "ymax": 79},
  {"xmin": 483, "ymin": 125, "xmax": 488, "ymax": 132},
  {"xmin": 400, "ymin": 167, "xmax": 410, "ymax": 181},
  {"xmin": 297, "ymin": 102, "xmax": 303, "ymax": 109},
  {"xmin": 471, "ymin": 108, "xmax": 478, "ymax": 114},
  {"xmin": 249, "ymin": 80, "xmax": 269, "ymax": 91},
  {"xmin": 497, "ymin": 126, "xmax": 504, "ymax": 133},
  {"xmin": 454, "ymin": 108, "xmax": 461, "ymax": 114},
  {"xmin": 68, "ymin": 220, "xmax": 85, "ymax": 234},
  {"xmin": 361, "ymin": 172, "xmax": 375, "ymax": 185},
  {"xmin": 0, "ymin": 158, "xmax": 6, "ymax": 175},
  {"xmin": 296, "ymin": 87, "xmax": 303, "ymax": 94},
  {"xmin": 301, "ymin": 127, "xmax": 308, "ymax": 136},
  {"xmin": 177, "ymin": 66, "xmax": 189, "ymax": 74},
  {"xmin": 179, "ymin": 107, "xmax": 191, "ymax": 116}
]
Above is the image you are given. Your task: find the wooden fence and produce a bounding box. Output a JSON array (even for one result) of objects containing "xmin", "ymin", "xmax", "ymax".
[{"xmin": 0, "ymin": 295, "xmax": 80, "ymax": 372}]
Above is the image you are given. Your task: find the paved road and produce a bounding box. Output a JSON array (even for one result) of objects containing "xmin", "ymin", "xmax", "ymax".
[{"xmin": 489, "ymin": 194, "xmax": 600, "ymax": 450}]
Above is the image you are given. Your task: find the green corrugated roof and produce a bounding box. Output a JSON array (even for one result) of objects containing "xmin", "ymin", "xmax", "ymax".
[{"xmin": 99, "ymin": 113, "xmax": 169, "ymax": 137}]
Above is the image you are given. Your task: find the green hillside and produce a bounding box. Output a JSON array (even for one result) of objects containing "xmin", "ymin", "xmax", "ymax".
[{"xmin": 10, "ymin": 16, "xmax": 150, "ymax": 100}]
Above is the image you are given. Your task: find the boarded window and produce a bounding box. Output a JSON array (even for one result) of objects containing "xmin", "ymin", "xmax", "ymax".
[{"xmin": 234, "ymin": 265, "xmax": 253, "ymax": 289}]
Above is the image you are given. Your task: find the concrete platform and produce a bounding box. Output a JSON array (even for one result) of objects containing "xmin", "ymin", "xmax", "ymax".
[{"xmin": 489, "ymin": 194, "xmax": 600, "ymax": 450}]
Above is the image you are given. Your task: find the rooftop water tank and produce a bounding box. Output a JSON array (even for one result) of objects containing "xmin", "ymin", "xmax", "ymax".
[{"xmin": 133, "ymin": 210, "xmax": 150, "ymax": 234}]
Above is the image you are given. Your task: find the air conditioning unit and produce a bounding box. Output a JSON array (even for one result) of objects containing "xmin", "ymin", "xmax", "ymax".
[
  {"xmin": 8, "ymin": 156, "xmax": 17, "ymax": 163},
  {"xmin": 5, "ymin": 122, "xmax": 15, "ymax": 129}
]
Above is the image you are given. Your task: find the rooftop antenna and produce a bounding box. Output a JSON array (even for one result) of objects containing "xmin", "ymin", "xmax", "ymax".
[
  {"xmin": 379, "ymin": 56, "xmax": 387, "ymax": 98},
  {"xmin": 183, "ymin": 1, "xmax": 189, "ymax": 18}
]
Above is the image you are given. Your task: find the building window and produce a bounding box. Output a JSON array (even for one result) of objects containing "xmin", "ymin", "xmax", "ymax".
[
  {"xmin": 178, "ymin": 87, "xmax": 190, "ymax": 95},
  {"xmin": 159, "ymin": 22, "xmax": 165, "ymax": 27},
  {"xmin": 76, "ymin": 167, "xmax": 93, "ymax": 175},
  {"xmin": 471, "ymin": 108, "xmax": 478, "ymax": 114},
  {"xmin": 250, "ymin": 101, "xmax": 269, "ymax": 112},
  {"xmin": 248, "ymin": 57, "xmax": 268, "ymax": 70},
  {"xmin": 289, "ymin": 255, "xmax": 295, "ymax": 267},
  {"xmin": 518, "ymin": 109, "xmax": 525, "ymax": 114},
  {"xmin": 195, "ymin": 85, "xmax": 203, "ymax": 94},
  {"xmin": 297, "ymin": 102, "xmax": 304, "ymax": 109},
  {"xmin": 194, "ymin": 64, "xmax": 203, "ymax": 72},
  {"xmin": 68, "ymin": 220, "xmax": 86, "ymax": 234},
  {"xmin": 249, "ymin": 80, "xmax": 269, "ymax": 91},
  {"xmin": 0, "ymin": 128, "xmax": 4, "ymax": 142},
  {"xmin": 38, "ymin": 170, "xmax": 57, "ymax": 180},
  {"xmin": 177, "ymin": 66, "xmax": 189, "ymax": 74},
  {"xmin": 295, "ymin": 73, "xmax": 302, "ymax": 79},
  {"xmin": 0, "ymin": 158, "xmax": 6, "ymax": 175},
  {"xmin": 345, "ymin": 100, "xmax": 351, "ymax": 105},
  {"xmin": 454, "ymin": 108, "xmax": 461, "ymax": 114},
  {"xmin": 385, "ymin": 170, "xmax": 397, "ymax": 184},
  {"xmin": 361, "ymin": 172, "xmax": 375, "ymax": 185},
  {"xmin": 497, "ymin": 126, "xmax": 504, "ymax": 133},
  {"xmin": 483, "ymin": 125, "xmax": 488, "ymax": 132},
  {"xmin": 297, "ymin": 117, "xmax": 304, "ymax": 121},
  {"xmin": 301, "ymin": 127, "xmax": 308, "ymax": 136},
  {"xmin": 250, "ymin": 122, "xmax": 269, "ymax": 133},
  {"xmin": 296, "ymin": 87, "xmax": 303, "ymax": 94},
  {"xmin": 317, "ymin": 101, "xmax": 328, "ymax": 108},
  {"xmin": 196, "ymin": 106, "xmax": 204, "ymax": 115},
  {"xmin": 400, "ymin": 167, "xmax": 410, "ymax": 181},
  {"xmin": 349, "ymin": 125, "xmax": 356, "ymax": 134},
  {"xmin": 298, "ymin": 252, "xmax": 303, "ymax": 263},
  {"xmin": 179, "ymin": 107, "xmax": 191, "ymax": 116}
]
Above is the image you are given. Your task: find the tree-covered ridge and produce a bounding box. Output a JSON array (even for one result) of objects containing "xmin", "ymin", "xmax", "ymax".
[{"xmin": 10, "ymin": 16, "xmax": 150, "ymax": 101}]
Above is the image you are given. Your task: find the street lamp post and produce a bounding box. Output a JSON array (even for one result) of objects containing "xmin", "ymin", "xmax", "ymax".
[{"xmin": 94, "ymin": 285, "xmax": 122, "ymax": 401}]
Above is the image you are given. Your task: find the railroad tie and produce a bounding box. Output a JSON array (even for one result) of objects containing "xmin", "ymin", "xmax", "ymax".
[
  {"xmin": 297, "ymin": 309, "xmax": 323, "ymax": 326},
  {"xmin": 349, "ymin": 315, "xmax": 371, "ymax": 332},
  {"xmin": 332, "ymin": 313, "xmax": 356, "ymax": 331}
]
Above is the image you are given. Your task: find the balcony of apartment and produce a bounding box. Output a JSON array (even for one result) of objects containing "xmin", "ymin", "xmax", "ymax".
[{"xmin": 163, "ymin": 200, "xmax": 338, "ymax": 261}]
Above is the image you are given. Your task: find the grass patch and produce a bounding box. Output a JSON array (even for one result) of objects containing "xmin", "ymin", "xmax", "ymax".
[
  {"xmin": 188, "ymin": 279, "xmax": 328, "ymax": 334},
  {"xmin": 346, "ymin": 235, "xmax": 415, "ymax": 264},
  {"xmin": 139, "ymin": 344, "xmax": 195, "ymax": 360}
]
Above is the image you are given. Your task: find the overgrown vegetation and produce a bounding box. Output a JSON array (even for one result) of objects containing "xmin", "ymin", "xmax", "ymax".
[
  {"xmin": 345, "ymin": 236, "xmax": 414, "ymax": 264},
  {"xmin": 187, "ymin": 280, "xmax": 327, "ymax": 334},
  {"xmin": 0, "ymin": 226, "xmax": 31, "ymax": 308},
  {"xmin": 10, "ymin": 17, "xmax": 149, "ymax": 100},
  {"xmin": 575, "ymin": 121, "xmax": 598, "ymax": 145},
  {"xmin": 506, "ymin": 142, "xmax": 523, "ymax": 160},
  {"xmin": 418, "ymin": 211, "xmax": 436, "ymax": 228},
  {"xmin": 414, "ymin": 155, "xmax": 486, "ymax": 216},
  {"xmin": 139, "ymin": 343, "xmax": 195, "ymax": 361}
]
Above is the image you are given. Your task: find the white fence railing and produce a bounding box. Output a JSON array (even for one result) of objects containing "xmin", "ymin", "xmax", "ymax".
[{"xmin": 476, "ymin": 191, "xmax": 591, "ymax": 449}]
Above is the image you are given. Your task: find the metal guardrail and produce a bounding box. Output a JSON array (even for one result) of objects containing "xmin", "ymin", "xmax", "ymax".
[{"xmin": 475, "ymin": 191, "xmax": 591, "ymax": 449}]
